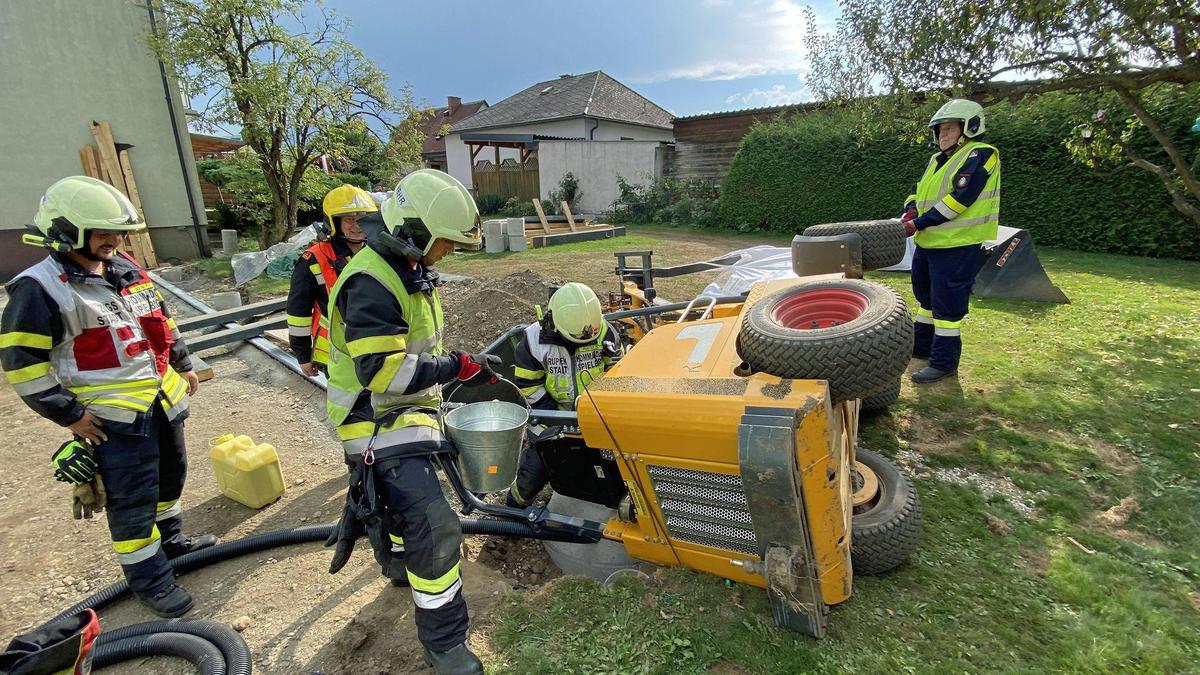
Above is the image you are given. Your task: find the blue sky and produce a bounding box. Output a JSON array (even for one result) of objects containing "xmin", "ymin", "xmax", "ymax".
[{"xmin": 333, "ymin": 0, "xmax": 839, "ymax": 117}]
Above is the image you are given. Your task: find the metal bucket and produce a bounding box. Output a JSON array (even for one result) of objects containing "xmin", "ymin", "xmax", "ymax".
[{"xmin": 443, "ymin": 400, "xmax": 528, "ymax": 493}]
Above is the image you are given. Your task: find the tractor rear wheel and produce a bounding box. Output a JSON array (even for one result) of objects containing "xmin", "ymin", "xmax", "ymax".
[
  {"xmin": 850, "ymin": 448, "xmax": 921, "ymax": 575},
  {"xmin": 738, "ymin": 279, "xmax": 913, "ymax": 401},
  {"xmin": 801, "ymin": 220, "xmax": 907, "ymax": 270}
]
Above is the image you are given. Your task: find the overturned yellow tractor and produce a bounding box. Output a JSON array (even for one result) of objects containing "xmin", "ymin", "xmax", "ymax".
[{"xmin": 444, "ymin": 251, "xmax": 920, "ymax": 638}]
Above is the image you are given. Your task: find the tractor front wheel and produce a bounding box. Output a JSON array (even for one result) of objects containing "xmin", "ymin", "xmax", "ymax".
[{"xmin": 850, "ymin": 448, "xmax": 922, "ymax": 575}]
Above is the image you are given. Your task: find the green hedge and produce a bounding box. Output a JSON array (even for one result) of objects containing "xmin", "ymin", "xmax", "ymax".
[{"xmin": 718, "ymin": 90, "xmax": 1200, "ymax": 260}]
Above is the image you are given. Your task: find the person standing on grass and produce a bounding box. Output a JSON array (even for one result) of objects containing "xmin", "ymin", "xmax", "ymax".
[
  {"xmin": 0, "ymin": 176, "xmax": 217, "ymax": 618},
  {"xmin": 286, "ymin": 184, "xmax": 377, "ymax": 376},
  {"xmin": 900, "ymin": 99, "xmax": 1001, "ymax": 383}
]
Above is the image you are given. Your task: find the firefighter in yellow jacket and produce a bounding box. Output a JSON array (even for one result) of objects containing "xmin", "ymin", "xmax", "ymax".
[
  {"xmin": 286, "ymin": 184, "xmax": 377, "ymax": 375},
  {"xmin": 1, "ymin": 177, "xmax": 216, "ymax": 617},
  {"xmin": 901, "ymin": 99, "xmax": 1001, "ymax": 383},
  {"xmin": 322, "ymin": 170, "xmax": 495, "ymax": 674}
]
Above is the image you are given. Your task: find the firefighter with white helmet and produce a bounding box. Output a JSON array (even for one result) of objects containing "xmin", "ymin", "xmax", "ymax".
[
  {"xmin": 507, "ymin": 282, "xmax": 622, "ymax": 507},
  {"xmin": 322, "ymin": 169, "xmax": 495, "ymax": 674},
  {"xmin": 0, "ymin": 176, "xmax": 216, "ymax": 618},
  {"xmin": 285, "ymin": 184, "xmax": 377, "ymax": 375},
  {"xmin": 900, "ymin": 98, "xmax": 1001, "ymax": 383}
]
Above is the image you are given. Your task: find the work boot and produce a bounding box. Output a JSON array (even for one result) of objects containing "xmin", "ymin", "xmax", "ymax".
[
  {"xmin": 140, "ymin": 583, "xmax": 194, "ymax": 618},
  {"xmin": 911, "ymin": 366, "xmax": 956, "ymax": 384},
  {"xmin": 164, "ymin": 534, "xmax": 219, "ymax": 559},
  {"xmin": 424, "ymin": 643, "xmax": 483, "ymax": 675}
]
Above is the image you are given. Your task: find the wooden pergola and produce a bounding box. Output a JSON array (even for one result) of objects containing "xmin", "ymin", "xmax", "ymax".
[{"xmin": 460, "ymin": 133, "xmax": 575, "ymax": 200}]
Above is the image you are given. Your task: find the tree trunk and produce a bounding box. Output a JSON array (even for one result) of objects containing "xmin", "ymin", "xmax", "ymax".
[{"xmin": 262, "ymin": 196, "xmax": 288, "ymax": 249}]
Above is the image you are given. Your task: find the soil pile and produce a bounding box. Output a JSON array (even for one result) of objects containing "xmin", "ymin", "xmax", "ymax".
[{"xmin": 440, "ymin": 270, "xmax": 563, "ymax": 351}]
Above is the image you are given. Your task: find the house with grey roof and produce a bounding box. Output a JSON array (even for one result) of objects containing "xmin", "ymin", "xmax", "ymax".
[{"xmin": 446, "ymin": 71, "xmax": 674, "ymax": 214}]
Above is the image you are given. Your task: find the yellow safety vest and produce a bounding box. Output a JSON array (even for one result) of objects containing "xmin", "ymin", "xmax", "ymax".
[
  {"xmin": 324, "ymin": 246, "xmax": 445, "ymax": 456},
  {"xmin": 913, "ymin": 141, "xmax": 1001, "ymax": 249}
]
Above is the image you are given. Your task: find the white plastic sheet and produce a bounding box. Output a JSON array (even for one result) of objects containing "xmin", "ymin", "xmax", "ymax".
[
  {"xmin": 230, "ymin": 224, "xmax": 318, "ymax": 287},
  {"xmin": 700, "ymin": 245, "xmax": 797, "ymax": 297}
]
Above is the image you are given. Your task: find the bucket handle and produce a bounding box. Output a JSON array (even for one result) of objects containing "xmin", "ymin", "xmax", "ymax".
[{"xmin": 445, "ymin": 374, "xmax": 531, "ymax": 413}]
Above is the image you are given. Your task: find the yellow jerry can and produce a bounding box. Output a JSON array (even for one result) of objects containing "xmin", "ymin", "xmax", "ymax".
[{"xmin": 208, "ymin": 434, "xmax": 285, "ymax": 509}]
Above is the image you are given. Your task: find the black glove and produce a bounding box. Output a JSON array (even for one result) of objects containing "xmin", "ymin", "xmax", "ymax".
[
  {"xmin": 326, "ymin": 496, "xmax": 366, "ymax": 575},
  {"xmin": 451, "ymin": 351, "xmax": 502, "ymax": 386},
  {"xmin": 52, "ymin": 439, "xmax": 97, "ymax": 485}
]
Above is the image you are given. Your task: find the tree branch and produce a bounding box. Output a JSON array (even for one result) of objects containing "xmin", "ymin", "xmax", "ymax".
[{"xmin": 1112, "ymin": 85, "xmax": 1200, "ymax": 199}]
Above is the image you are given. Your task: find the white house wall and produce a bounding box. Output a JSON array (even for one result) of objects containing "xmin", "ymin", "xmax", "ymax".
[
  {"xmin": 445, "ymin": 119, "xmax": 588, "ymax": 189},
  {"xmin": 590, "ymin": 119, "xmax": 675, "ymax": 142},
  {"xmin": 537, "ymin": 141, "xmax": 665, "ymax": 214}
]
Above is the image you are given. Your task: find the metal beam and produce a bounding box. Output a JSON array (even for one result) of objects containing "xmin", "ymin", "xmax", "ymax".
[
  {"xmin": 184, "ymin": 316, "xmax": 286, "ymax": 351},
  {"xmin": 174, "ymin": 298, "xmax": 287, "ymax": 332}
]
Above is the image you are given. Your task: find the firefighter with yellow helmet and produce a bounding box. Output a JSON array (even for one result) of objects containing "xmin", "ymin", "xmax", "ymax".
[
  {"xmin": 322, "ymin": 169, "xmax": 496, "ymax": 674},
  {"xmin": 507, "ymin": 282, "xmax": 622, "ymax": 507},
  {"xmin": 286, "ymin": 184, "xmax": 378, "ymax": 376},
  {"xmin": 900, "ymin": 99, "xmax": 1001, "ymax": 383},
  {"xmin": 0, "ymin": 176, "xmax": 216, "ymax": 618}
]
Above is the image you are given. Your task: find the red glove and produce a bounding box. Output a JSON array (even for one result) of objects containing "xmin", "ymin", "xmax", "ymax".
[
  {"xmin": 453, "ymin": 351, "xmax": 501, "ymax": 386},
  {"xmin": 901, "ymin": 209, "xmax": 917, "ymax": 238}
]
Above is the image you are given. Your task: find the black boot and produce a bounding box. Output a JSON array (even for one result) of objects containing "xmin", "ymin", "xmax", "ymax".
[
  {"xmin": 140, "ymin": 583, "xmax": 194, "ymax": 618},
  {"xmin": 423, "ymin": 643, "xmax": 484, "ymax": 675},
  {"xmin": 164, "ymin": 534, "xmax": 219, "ymax": 559},
  {"xmin": 911, "ymin": 366, "xmax": 956, "ymax": 384}
]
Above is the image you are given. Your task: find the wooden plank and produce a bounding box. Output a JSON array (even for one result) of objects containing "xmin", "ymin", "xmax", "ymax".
[
  {"xmin": 532, "ymin": 198, "xmax": 552, "ymax": 235},
  {"xmin": 89, "ymin": 120, "xmax": 127, "ymax": 198},
  {"xmin": 188, "ymin": 354, "xmax": 215, "ymax": 383},
  {"xmin": 561, "ymin": 202, "xmax": 578, "ymax": 232},
  {"xmin": 117, "ymin": 150, "xmax": 143, "ymax": 213},
  {"xmin": 131, "ymin": 232, "xmax": 158, "ymax": 268},
  {"xmin": 175, "ymin": 298, "xmax": 288, "ymax": 332},
  {"xmin": 80, "ymin": 145, "xmax": 101, "ymax": 178}
]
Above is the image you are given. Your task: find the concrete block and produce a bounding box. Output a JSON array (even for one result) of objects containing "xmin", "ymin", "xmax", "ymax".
[
  {"xmin": 220, "ymin": 229, "xmax": 239, "ymax": 256},
  {"xmin": 504, "ymin": 218, "xmax": 526, "ymax": 236},
  {"xmin": 210, "ymin": 291, "xmax": 242, "ymax": 311},
  {"xmin": 484, "ymin": 233, "xmax": 507, "ymax": 254},
  {"xmin": 158, "ymin": 267, "xmax": 184, "ymax": 283},
  {"xmin": 506, "ymin": 234, "xmax": 528, "ymax": 252}
]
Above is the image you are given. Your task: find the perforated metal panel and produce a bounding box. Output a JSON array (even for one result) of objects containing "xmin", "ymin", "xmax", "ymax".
[{"xmin": 648, "ymin": 465, "xmax": 759, "ymax": 555}]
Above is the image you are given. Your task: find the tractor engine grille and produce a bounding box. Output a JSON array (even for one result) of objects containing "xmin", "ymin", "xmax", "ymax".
[{"xmin": 647, "ymin": 465, "xmax": 759, "ymax": 555}]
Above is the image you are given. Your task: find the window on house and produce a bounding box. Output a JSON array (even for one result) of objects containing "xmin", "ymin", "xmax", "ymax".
[{"xmin": 620, "ymin": 136, "xmax": 634, "ymax": 140}]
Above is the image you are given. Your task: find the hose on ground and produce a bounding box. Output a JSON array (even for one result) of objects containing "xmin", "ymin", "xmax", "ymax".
[
  {"xmin": 94, "ymin": 631, "xmax": 228, "ymax": 675},
  {"xmin": 52, "ymin": 519, "xmax": 592, "ymax": 627}
]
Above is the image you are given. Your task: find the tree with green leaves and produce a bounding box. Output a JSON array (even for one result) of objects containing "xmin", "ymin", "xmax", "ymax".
[
  {"xmin": 149, "ymin": 0, "xmax": 430, "ymax": 246},
  {"xmin": 805, "ymin": 0, "xmax": 1200, "ymax": 229}
]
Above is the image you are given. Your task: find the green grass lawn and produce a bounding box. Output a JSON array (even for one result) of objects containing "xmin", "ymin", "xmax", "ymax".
[
  {"xmin": 194, "ymin": 225, "xmax": 1200, "ymax": 672},
  {"xmin": 467, "ymin": 231, "xmax": 1200, "ymax": 674}
]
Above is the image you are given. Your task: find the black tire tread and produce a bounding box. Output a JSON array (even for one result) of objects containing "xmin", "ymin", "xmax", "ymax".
[
  {"xmin": 802, "ymin": 220, "xmax": 907, "ymax": 270},
  {"xmin": 862, "ymin": 378, "xmax": 901, "ymax": 412},
  {"xmin": 739, "ymin": 280, "xmax": 913, "ymax": 402},
  {"xmin": 851, "ymin": 448, "xmax": 922, "ymax": 576}
]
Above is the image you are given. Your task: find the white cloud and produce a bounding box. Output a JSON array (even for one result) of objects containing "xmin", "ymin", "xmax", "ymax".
[
  {"xmin": 722, "ymin": 83, "xmax": 811, "ymax": 108},
  {"xmin": 637, "ymin": 0, "xmax": 817, "ymax": 83}
]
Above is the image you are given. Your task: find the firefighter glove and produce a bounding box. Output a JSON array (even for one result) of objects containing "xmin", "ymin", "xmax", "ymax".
[
  {"xmin": 51, "ymin": 439, "xmax": 97, "ymax": 485},
  {"xmin": 901, "ymin": 209, "xmax": 918, "ymax": 238},
  {"xmin": 326, "ymin": 497, "xmax": 366, "ymax": 574},
  {"xmin": 452, "ymin": 351, "xmax": 501, "ymax": 386},
  {"xmin": 71, "ymin": 475, "xmax": 106, "ymax": 520}
]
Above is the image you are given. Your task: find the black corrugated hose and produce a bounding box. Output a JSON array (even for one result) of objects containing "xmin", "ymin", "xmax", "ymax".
[{"xmin": 39, "ymin": 519, "xmax": 592, "ymax": 672}]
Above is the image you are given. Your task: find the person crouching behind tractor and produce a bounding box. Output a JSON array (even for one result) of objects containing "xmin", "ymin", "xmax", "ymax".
[
  {"xmin": 286, "ymin": 184, "xmax": 377, "ymax": 377},
  {"xmin": 0, "ymin": 176, "xmax": 217, "ymax": 618},
  {"xmin": 507, "ymin": 282, "xmax": 622, "ymax": 508},
  {"xmin": 900, "ymin": 99, "xmax": 1001, "ymax": 383},
  {"xmin": 322, "ymin": 169, "xmax": 501, "ymax": 675}
]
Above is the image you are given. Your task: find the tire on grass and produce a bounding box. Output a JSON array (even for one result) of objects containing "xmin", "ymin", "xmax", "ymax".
[
  {"xmin": 851, "ymin": 448, "xmax": 922, "ymax": 575},
  {"xmin": 738, "ymin": 279, "xmax": 913, "ymax": 402},
  {"xmin": 861, "ymin": 378, "xmax": 901, "ymax": 414},
  {"xmin": 802, "ymin": 220, "xmax": 907, "ymax": 270}
]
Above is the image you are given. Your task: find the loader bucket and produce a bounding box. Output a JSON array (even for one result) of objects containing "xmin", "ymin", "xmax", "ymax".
[{"xmin": 973, "ymin": 228, "xmax": 1069, "ymax": 304}]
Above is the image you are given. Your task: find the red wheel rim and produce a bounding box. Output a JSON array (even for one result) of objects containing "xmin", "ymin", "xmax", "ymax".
[{"xmin": 770, "ymin": 288, "xmax": 869, "ymax": 329}]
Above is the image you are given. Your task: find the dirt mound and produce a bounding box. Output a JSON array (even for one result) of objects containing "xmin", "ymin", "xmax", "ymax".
[{"xmin": 441, "ymin": 270, "xmax": 562, "ymax": 351}]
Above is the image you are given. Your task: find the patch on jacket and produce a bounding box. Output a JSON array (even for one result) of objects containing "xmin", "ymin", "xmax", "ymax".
[
  {"xmin": 301, "ymin": 251, "xmax": 314, "ymax": 260},
  {"xmin": 955, "ymin": 173, "xmax": 971, "ymax": 189}
]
